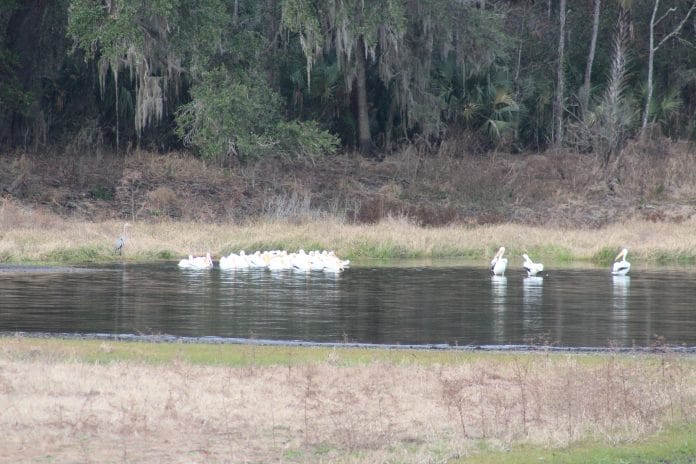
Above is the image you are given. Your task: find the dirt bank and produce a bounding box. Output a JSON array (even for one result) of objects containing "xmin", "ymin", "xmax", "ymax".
[{"xmin": 2, "ymin": 137, "xmax": 695, "ymax": 228}]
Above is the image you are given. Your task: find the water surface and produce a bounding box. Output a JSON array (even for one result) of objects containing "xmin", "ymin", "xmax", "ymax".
[{"xmin": 1, "ymin": 263, "xmax": 694, "ymax": 348}]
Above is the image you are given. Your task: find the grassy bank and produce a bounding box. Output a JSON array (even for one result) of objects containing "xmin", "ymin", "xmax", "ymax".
[
  {"xmin": 463, "ymin": 424, "xmax": 696, "ymax": 464},
  {"xmin": 3, "ymin": 198, "xmax": 696, "ymax": 265},
  {"xmin": 1, "ymin": 336, "xmax": 694, "ymax": 463},
  {"xmin": 4, "ymin": 145, "xmax": 696, "ymax": 266}
]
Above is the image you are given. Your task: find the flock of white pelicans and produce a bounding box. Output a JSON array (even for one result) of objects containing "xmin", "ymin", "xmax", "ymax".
[
  {"xmin": 177, "ymin": 249, "xmax": 351, "ymax": 273},
  {"xmin": 490, "ymin": 247, "xmax": 631, "ymax": 276},
  {"xmin": 177, "ymin": 246, "xmax": 631, "ymax": 276}
]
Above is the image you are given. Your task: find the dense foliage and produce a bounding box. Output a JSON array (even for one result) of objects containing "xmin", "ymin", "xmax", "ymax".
[{"xmin": 0, "ymin": 0, "xmax": 695, "ymax": 160}]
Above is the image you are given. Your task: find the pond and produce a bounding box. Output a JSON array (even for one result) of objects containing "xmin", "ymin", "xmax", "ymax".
[{"xmin": 1, "ymin": 262, "xmax": 694, "ymax": 349}]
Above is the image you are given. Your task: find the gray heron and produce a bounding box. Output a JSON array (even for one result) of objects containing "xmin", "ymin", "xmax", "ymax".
[{"xmin": 115, "ymin": 223, "xmax": 130, "ymax": 255}]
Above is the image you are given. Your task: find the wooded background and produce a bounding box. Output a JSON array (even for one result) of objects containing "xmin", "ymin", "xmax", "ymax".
[{"xmin": 1, "ymin": 0, "xmax": 695, "ymax": 162}]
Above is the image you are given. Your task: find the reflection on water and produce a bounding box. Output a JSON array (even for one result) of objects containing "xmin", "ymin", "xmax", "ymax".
[
  {"xmin": 611, "ymin": 275, "xmax": 630, "ymax": 343},
  {"xmin": 1, "ymin": 264, "xmax": 695, "ymax": 348},
  {"xmin": 522, "ymin": 276, "xmax": 544, "ymax": 339},
  {"xmin": 612, "ymin": 275, "xmax": 630, "ymax": 310},
  {"xmin": 491, "ymin": 276, "xmax": 507, "ymax": 342}
]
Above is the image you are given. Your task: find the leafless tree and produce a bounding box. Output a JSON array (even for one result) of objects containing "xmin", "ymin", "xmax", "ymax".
[
  {"xmin": 641, "ymin": 0, "xmax": 696, "ymax": 137},
  {"xmin": 580, "ymin": 0, "xmax": 601, "ymax": 116},
  {"xmin": 553, "ymin": 0, "xmax": 567, "ymax": 148}
]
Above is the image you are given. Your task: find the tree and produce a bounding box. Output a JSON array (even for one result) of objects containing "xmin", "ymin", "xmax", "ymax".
[
  {"xmin": 68, "ymin": 0, "xmax": 229, "ymax": 150},
  {"xmin": 175, "ymin": 66, "xmax": 338, "ymax": 161},
  {"xmin": 1, "ymin": 0, "xmax": 71, "ymax": 148},
  {"xmin": 0, "ymin": 1, "xmax": 29, "ymax": 120},
  {"xmin": 641, "ymin": 0, "xmax": 696, "ymax": 137},
  {"xmin": 6, "ymin": 0, "xmax": 691, "ymax": 158},
  {"xmin": 410, "ymin": 0, "xmax": 512, "ymax": 148},
  {"xmin": 282, "ymin": 0, "xmax": 407, "ymax": 154},
  {"xmin": 283, "ymin": 0, "xmax": 512, "ymax": 153},
  {"xmin": 579, "ymin": 0, "xmax": 601, "ymax": 116},
  {"xmin": 598, "ymin": 4, "xmax": 633, "ymax": 163},
  {"xmin": 68, "ymin": 0, "xmax": 337, "ymax": 160},
  {"xmin": 553, "ymin": 0, "xmax": 567, "ymax": 148}
]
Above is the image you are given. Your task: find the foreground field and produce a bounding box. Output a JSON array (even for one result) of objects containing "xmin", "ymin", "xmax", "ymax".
[{"xmin": 0, "ymin": 337, "xmax": 694, "ymax": 463}]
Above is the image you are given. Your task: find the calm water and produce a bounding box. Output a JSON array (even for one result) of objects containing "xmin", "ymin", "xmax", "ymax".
[{"xmin": 0, "ymin": 262, "xmax": 695, "ymax": 348}]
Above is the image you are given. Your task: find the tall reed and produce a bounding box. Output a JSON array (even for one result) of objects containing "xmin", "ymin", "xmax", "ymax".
[{"xmin": 4, "ymin": 200, "xmax": 696, "ymax": 264}]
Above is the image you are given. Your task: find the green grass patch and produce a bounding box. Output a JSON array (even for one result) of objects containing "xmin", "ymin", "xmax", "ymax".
[
  {"xmin": 155, "ymin": 249, "xmax": 174, "ymax": 260},
  {"xmin": 128, "ymin": 249, "xmax": 177, "ymax": 262},
  {"xmin": 649, "ymin": 249, "xmax": 696, "ymax": 266},
  {"xmin": 430, "ymin": 244, "xmax": 483, "ymax": 259},
  {"xmin": 348, "ymin": 239, "xmax": 420, "ymax": 259},
  {"xmin": 42, "ymin": 249, "xmax": 175, "ymax": 265},
  {"xmin": 528, "ymin": 244, "xmax": 575, "ymax": 263},
  {"xmin": 297, "ymin": 241, "xmax": 328, "ymax": 252},
  {"xmin": 81, "ymin": 339, "xmax": 482, "ymax": 366},
  {"xmin": 41, "ymin": 246, "xmax": 110, "ymax": 264},
  {"xmin": 3, "ymin": 336, "xmax": 679, "ymax": 370},
  {"xmin": 0, "ymin": 336, "xmax": 491, "ymax": 367},
  {"xmin": 0, "ymin": 250, "xmax": 17, "ymax": 263},
  {"xmin": 242, "ymin": 240, "xmax": 307, "ymax": 253},
  {"xmin": 458, "ymin": 424, "xmax": 696, "ymax": 464},
  {"xmin": 593, "ymin": 247, "xmax": 619, "ymax": 266},
  {"xmin": 594, "ymin": 247, "xmax": 696, "ymax": 266}
]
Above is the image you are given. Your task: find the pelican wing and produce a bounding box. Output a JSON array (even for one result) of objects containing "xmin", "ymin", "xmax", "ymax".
[
  {"xmin": 492, "ymin": 257, "xmax": 508, "ymax": 276},
  {"xmin": 612, "ymin": 260, "xmax": 630, "ymax": 275}
]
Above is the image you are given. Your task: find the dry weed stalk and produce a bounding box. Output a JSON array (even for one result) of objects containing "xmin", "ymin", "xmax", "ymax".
[{"xmin": 0, "ymin": 339, "xmax": 694, "ymax": 463}]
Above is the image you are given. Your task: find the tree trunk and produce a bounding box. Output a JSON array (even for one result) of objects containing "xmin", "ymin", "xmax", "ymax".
[
  {"xmin": 385, "ymin": 87, "xmax": 396, "ymax": 151},
  {"xmin": 580, "ymin": 0, "xmax": 601, "ymax": 116},
  {"xmin": 642, "ymin": 0, "xmax": 659, "ymax": 137},
  {"xmin": 641, "ymin": 0, "xmax": 696, "ymax": 137},
  {"xmin": 355, "ymin": 35, "xmax": 374, "ymax": 155},
  {"xmin": 553, "ymin": 0, "xmax": 567, "ymax": 148},
  {"xmin": 114, "ymin": 67, "xmax": 120, "ymax": 153}
]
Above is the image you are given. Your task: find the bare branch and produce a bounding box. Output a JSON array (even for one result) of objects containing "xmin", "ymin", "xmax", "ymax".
[
  {"xmin": 655, "ymin": 1, "xmax": 696, "ymax": 51},
  {"xmin": 654, "ymin": 6, "xmax": 676, "ymax": 28},
  {"xmin": 676, "ymin": 36, "xmax": 695, "ymax": 48}
]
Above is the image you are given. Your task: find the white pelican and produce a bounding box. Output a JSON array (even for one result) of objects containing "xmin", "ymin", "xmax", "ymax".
[
  {"xmin": 327, "ymin": 250, "xmax": 350, "ymax": 269},
  {"xmin": 178, "ymin": 255, "xmax": 194, "ymax": 268},
  {"xmin": 319, "ymin": 251, "xmax": 347, "ymax": 273},
  {"xmin": 291, "ymin": 249, "xmax": 313, "ymax": 271},
  {"xmin": 612, "ymin": 248, "xmax": 631, "ymax": 275},
  {"xmin": 178, "ymin": 252, "xmax": 214, "ymax": 269},
  {"xmin": 219, "ymin": 251, "xmax": 250, "ymax": 270},
  {"xmin": 248, "ymin": 251, "xmax": 268, "ymax": 268},
  {"xmin": 268, "ymin": 251, "xmax": 291, "ymax": 270},
  {"xmin": 522, "ymin": 253, "xmax": 544, "ymax": 276},
  {"xmin": 490, "ymin": 246, "xmax": 508, "ymax": 276}
]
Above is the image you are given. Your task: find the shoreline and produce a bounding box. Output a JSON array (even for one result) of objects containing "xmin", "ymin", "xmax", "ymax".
[
  {"xmin": 3, "ymin": 331, "xmax": 696, "ymax": 354},
  {"xmin": 3, "ymin": 213, "xmax": 696, "ymax": 265}
]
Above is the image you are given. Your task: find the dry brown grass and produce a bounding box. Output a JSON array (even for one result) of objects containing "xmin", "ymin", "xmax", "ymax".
[
  {"xmin": 2, "ymin": 138, "xmax": 696, "ymax": 229},
  {"xmin": 3, "ymin": 198, "xmax": 696, "ymax": 263},
  {"xmin": 3, "ymin": 139, "xmax": 696, "ymax": 263},
  {"xmin": 0, "ymin": 338, "xmax": 694, "ymax": 463}
]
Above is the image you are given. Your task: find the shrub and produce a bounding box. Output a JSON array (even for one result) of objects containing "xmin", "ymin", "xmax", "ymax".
[{"xmin": 175, "ymin": 66, "xmax": 338, "ymax": 162}]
